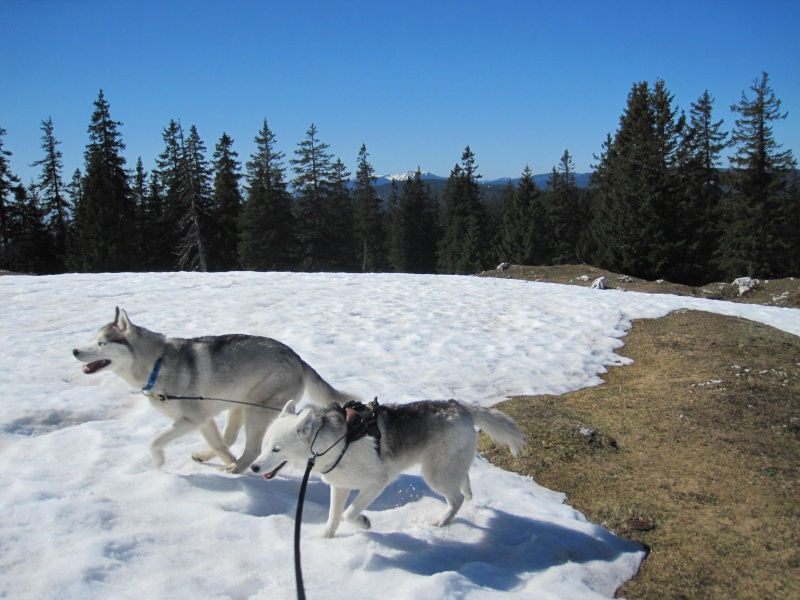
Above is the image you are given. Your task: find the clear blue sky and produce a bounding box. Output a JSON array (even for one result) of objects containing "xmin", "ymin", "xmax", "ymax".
[{"xmin": 2, "ymin": 0, "xmax": 799, "ymax": 184}]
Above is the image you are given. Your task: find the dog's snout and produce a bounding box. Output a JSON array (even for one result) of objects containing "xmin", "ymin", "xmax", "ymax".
[
  {"xmin": 72, "ymin": 349, "xmax": 80, "ymax": 357},
  {"xmin": 250, "ymin": 464, "xmax": 260, "ymax": 473}
]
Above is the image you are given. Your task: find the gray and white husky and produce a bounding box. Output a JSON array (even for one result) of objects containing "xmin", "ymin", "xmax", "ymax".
[
  {"xmin": 73, "ymin": 308, "xmax": 358, "ymax": 473},
  {"xmin": 251, "ymin": 399, "xmax": 525, "ymax": 537}
]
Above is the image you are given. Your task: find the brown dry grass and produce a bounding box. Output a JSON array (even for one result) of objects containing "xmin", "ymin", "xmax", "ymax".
[
  {"xmin": 478, "ymin": 263, "xmax": 800, "ymax": 308},
  {"xmin": 478, "ymin": 266, "xmax": 800, "ymax": 599}
]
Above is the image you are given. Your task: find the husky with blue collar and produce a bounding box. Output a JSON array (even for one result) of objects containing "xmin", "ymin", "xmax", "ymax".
[{"xmin": 72, "ymin": 307, "xmax": 358, "ymax": 473}]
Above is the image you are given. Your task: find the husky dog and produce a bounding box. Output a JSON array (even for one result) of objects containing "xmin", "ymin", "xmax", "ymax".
[
  {"xmin": 73, "ymin": 308, "xmax": 358, "ymax": 473},
  {"xmin": 251, "ymin": 399, "xmax": 525, "ymax": 537}
]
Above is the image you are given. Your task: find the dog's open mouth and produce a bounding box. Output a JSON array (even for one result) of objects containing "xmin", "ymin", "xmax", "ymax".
[
  {"xmin": 263, "ymin": 461, "xmax": 287, "ymax": 480},
  {"xmin": 82, "ymin": 360, "xmax": 111, "ymax": 374}
]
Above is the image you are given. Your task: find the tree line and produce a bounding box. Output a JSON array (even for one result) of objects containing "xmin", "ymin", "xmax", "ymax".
[{"xmin": 1, "ymin": 73, "xmax": 797, "ymax": 284}]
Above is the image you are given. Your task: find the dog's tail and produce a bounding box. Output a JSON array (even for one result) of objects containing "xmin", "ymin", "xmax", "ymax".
[
  {"xmin": 470, "ymin": 406, "xmax": 526, "ymax": 456},
  {"xmin": 301, "ymin": 362, "xmax": 361, "ymax": 407}
]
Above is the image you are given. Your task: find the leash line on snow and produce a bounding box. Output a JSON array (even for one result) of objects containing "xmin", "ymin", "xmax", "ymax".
[{"xmin": 142, "ymin": 390, "xmax": 284, "ymax": 411}]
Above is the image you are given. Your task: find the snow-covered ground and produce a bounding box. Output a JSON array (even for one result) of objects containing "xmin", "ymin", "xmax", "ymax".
[{"xmin": 2, "ymin": 271, "xmax": 798, "ymax": 600}]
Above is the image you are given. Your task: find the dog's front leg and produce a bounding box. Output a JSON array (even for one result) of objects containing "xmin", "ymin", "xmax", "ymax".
[
  {"xmin": 341, "ymin": 483, "xmax": 388, "ymax": 532},
  {"xmin": 324, "ymin": 486, "xmax": 351, "ymax": 538},
  {"xmin": 150, "ymin": 419, "xmax": 197, "ymax": 467}
]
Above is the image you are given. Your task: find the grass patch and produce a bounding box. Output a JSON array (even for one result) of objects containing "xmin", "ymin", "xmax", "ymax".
[{"xmin": 481, "ymin": 307, "xmax": 800, "ymax": 599}]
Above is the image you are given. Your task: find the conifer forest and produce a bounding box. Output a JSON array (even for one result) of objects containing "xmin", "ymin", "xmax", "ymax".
[{"xmin": 1, "ymin": 73, "xmax": 797, "ymax": 285}]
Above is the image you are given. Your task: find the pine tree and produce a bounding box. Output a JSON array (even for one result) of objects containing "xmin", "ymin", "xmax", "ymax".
[
  {"xmin": 0, "ymin": 126, "xmax": 23, "ymax": 271},
  {"xmin": 64, "ymin": 168, "xmax": 82, "ymax": 268},
  {"xmin": 546, "ymin": 150, "xmax": 585, "ymax": 265},
  {"xmin": 678, "ymin": 91, "xmax": 728, "ymax": 283},
  {"xmin": 131, "ymin": 157, "xmax": 149, "ymax": 271},
  {"xmin": 587, "ymin": 80, "xmax": 685, "ymax": 279},
  {"xmin": 498, "ymin": 165, "xmax": 539, "ymax": 264},
  {"xmin": 73, "ymin": 90, "xmax": 134, "ymax": 272},
  {"xmin": 175, "ymin": 125, "xmax": 212, "ymax": 271},
  {"xmin": 352, "ymin": 144, "xmax": 385, "ymax": 271},
  {"xmin": 239, "ymin": 119, "xmax": 296, "ymax": 271},
  {"xmin": 290, "ymin": 124, "xmax": 340, "ymax": 271},
  {"xmin": 384, "ymin": 180, "xmax": 403, "ymax": 271},
  {"xmin": 328, "ymin": 158, "xmax": 356, "ymax": 271},
  {"xmin": 386, "ymin": 170, "xmax": 439, "ymax": 273},
  {"xmin": 718, "ymin": 72, "xmax": 798, "ymax": 278},
  {"xmin": 151, "ymin": 119, "xmax": 185, "ymax": 270},
  {"xmin": 31, "ymin": 117, "xmax": 70, "ymax": 272},
  {"xmin": 438, "ymin": 146, "xmax": 489, "ymax": 274},
  {"xmin": 210, "ymin": 132, "xmax": 243, "ymax": 270}
]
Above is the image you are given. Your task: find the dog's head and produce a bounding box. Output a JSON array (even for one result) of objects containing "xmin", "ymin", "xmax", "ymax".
[
  {"xmin": 72, "ymin": 307, "xmax": 136, "ymax": 376},
  {"xmin": 251, "ymin": 400, "xmax": 318, "ymax": 480}
]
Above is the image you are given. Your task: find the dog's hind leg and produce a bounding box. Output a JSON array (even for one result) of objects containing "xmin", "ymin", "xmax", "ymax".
[
  {"xmin": 226, "ymin": 411, "xmax": 273, "ymax": 474},
  {"xmin": 192, "ymin": 407, "xmax": 244, "ymax": 463},
  {"xmin": 324, "ymin": 486, "xmax": 351, "ymax": 538},
  {"xmin": 424, "ymin": 462, "xmax": 469, "ymax": 527},
  {"xmin": 461, "ymin": 474, "xmax": 473, "ymax": 502},
  {"xmin": 150, "ymin": 419, "xmax": 197, "ymax": 467},
  {"xmin": 197, "ymin": 420, "xmax": 237, "ymax": 469}
]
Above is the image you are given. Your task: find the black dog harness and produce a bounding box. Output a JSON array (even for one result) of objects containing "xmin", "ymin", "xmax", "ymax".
[{"xmin": 318, "ymin": 398, "xmax": 382, "ymax": 474}]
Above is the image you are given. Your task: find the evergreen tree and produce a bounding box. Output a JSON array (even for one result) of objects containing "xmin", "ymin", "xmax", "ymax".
[
  {"xmin": 386, "ymin": 170, "xmax": 439, "ymax": 273},
  {"xmin": 239, "ymin": 119, "xmax": 296, "ymax": 271},
  {"xmin": 73, "ymin": 90, "xmax": 134, "ymax": 272},
  {"xmin": 31, "ymin": 117, "xmax": 70, "ymax": 272},
  {"xmin": 0, "ymin": 126, "xmax": 23, "ymax": 271},
  {"xmin": 174, "ymin": 124, "xmax": 212, "ymax": 271},
  {"xmin": 438, "ymin": 146, "xmax": 490, "ymax": 274},
  {"xmin": 498, "ymin": 165, "xmax": 539, "ymax": 264},
  {"xmin": 290, "ymin": 124, "xmax": 340, "ymax": 271},
  {"xmin": 210, "ymin": 132, "xmax": 243, "ymax": 270},
  {"xmin": 64, "ymin": 168, "xmax": 83, "ymax": 268},
  {"xmin": 151, "ymin": 119, "xmax": 185, "ymax": 270},
  {"xmin": 352, "ymin": 144, "xmax": 385, "ymax": 271},
  {"xmin": 678, "ymin": 91, "xmax": 728, "ymax": 283},
  {"xmin": 546, "ymin": 150, "xmax": 584, "ymax": 265},
  {"xmin": 384, "ymin": 180, "xmax": 403, "ymax": 271},
  {"xmin": 587, "ymin": 80, "xmax": 685, "ymax": 280},
  {"xmin": 131, "ymin": 157, "xmax": 149, "ymax": 270},
  {"xmin": 718, "ymin": 72, "xmax": 798, "ymax": 278},
  {"xmin": 328, "ymin": 157, "xmax": 356, "ymax": 271}
]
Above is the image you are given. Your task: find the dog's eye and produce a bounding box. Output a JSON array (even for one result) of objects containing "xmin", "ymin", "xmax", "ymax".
[
  {"xmin": 98, "ymin": 342, "xmax": 106, "ymax": 347},
  {"xmin": 272, "ymin": 447, "xmax": 281, "ymax": 453}
]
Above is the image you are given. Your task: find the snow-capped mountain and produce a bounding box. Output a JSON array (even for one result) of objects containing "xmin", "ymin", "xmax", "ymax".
[{"xmin": 374, "ymin": 171, "xmax": 447, "ymax": 185}]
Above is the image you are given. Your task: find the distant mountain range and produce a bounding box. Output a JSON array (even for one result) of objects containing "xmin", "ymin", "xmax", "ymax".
[
  {"xmin": 349, "ymin": 171, "xmax": 591, "ymax": 206},
  {"xmin": 362, "ymin": 171, "xmax": 591, "ymax": 205},
  {"xmin": 370, "ymin": 171, "xmax": 591, "ymax": 190}
]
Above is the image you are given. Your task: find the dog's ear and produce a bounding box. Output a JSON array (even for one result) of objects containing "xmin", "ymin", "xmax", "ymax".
[
  {"xmin": 115, "ymin": 307, "xmax": 132, "ymax": 332},
  {"xmin": 295, "ymin": 409, "xmax": 315, "ymax": 440},
  {"xmin": 280, "ymin": 400, "xmax": 297, "ymax": 417}
]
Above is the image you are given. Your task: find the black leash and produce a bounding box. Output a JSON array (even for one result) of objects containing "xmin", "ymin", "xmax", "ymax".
[
  {"xmin": 293, "ymin": 400, "xmax": 382, "ymax": 600},
  {"xmin": 294, "ymin": 455, "xmax": 315, "ymax": 600},
  {"xmin": 293, "ymin": 425, "xmax": 350, "ymax": 600}
]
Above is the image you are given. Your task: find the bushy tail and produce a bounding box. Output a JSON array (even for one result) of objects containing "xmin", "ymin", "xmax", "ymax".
[
  {"xmin": 301, "ymin": 362, "xmax": 361, "ymax": 406},
  {"xmin": 470, "ymin": 406, "xmax": 526, "ymax": 456}
]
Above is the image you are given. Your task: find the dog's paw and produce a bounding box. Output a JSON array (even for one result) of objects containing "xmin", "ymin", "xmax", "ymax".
[
  {"xmin": 322, "ymin": 526, "xmax": 338, "ymax": 539},
  {"xmin": 219, "ymin": 462, "xmax": 239, "ymax": 473},
  {"xmin": 150, "ymin": 449, "xmax": 165, "ymax": 468},
  {"xmin": 350, "ymin": 514, "xmax": 371, "ymax": 530},
  {"xmin": 191, "ymin": 450, "xmax": 214, "ymax": 463}
]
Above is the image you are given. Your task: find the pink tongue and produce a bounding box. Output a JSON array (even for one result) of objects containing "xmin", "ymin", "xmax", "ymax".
[{"xmin": 82, "ymin": 364, "xmax": 91, "ymax": 374}]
